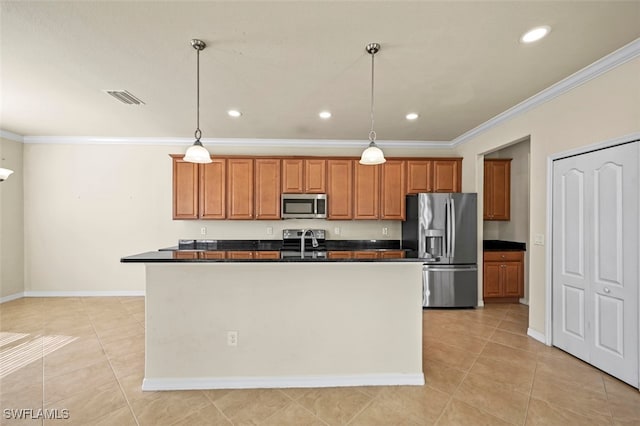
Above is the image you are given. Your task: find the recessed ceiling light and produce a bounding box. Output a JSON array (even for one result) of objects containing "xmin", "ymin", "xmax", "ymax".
[
  {"xmin": 319, "ymin": 111, "xmax": 332, "ymax": 119},
  {"xmin": 227, "ymin": 110, "xmax": 242, "ymax": 117},
  {"xmin": 406, "ymin": 113, "xmax": 419, "ymax": 120},
  {"xmin": 520, "ymin": 26, "xmax": 551, "ymax": 43}
]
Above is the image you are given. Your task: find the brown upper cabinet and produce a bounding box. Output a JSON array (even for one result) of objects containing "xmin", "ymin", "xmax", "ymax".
[
  {"xmin": 281, "ymin": 159, "xmax": 326, "ymax": 193},
  {"xmin": 254, "ymin": 159, "xmax": 281, "ymax": 220},
  {"xmin": 353, "ymin": 161, "xmax": 380, "ymax": 219},
  {"xmin": 227, "ymin": 158, "xmax": 254, "ymax": 219},
  {"xmin": 353, "ymin": 160, "xmax": 406, "ymax": 220},
  {"xmin": 172, "ymin": 157, "xmax": 199, "ymax": 219},
  {"xmin": 484, "ymin": 159, "xmax": 511, "ymax": 221},
  {"xmin": 172, "ymin": 155, "xmax": 462, "ymax": 221},
  {"xmin": 326, "ymin": 159, "xmax": 353, "ymax": 220},
  {"xmin": 406, "ymin": 159, "xmax": 461, "ymax": 193},
  {"xmin": 199, "ymin": 159, "xmax": 226, "ymax": 219},
  {"xmin": 380, "ymin": 160, "xmax": 406, "ymax": 220}
]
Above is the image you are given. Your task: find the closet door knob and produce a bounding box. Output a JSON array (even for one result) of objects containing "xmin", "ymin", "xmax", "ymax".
[{"xmin": 603, "ymin": 288, "xmax": 611, "ymax": 294}]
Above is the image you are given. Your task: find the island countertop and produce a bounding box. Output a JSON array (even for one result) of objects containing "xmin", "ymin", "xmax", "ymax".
[
  {"xmin": 121, "ymin": 239, "xmax": 431, "ymax": 263},
  {"xmin": 120, "ymin": 248, "xmax": 427, "ymax": 263}
]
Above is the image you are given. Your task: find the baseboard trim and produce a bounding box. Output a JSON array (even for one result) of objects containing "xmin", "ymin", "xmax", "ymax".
[
  {"xmin": 23, "ymin": 290, "xmax": 145, "ymax": 297},
  {"xmin": 527, "ymin": 328, "xmax": 547, "ymax": 345},
  {"xmin": 0, "ymin": 292, "xmax": 25, "ymax": 304},
  {"xmin": 519, "ymin": 298, "xmax": 529, "ymax": 306},
  {"xmin": 142, "ymin": 373, "xmax": 425, "ymax": 391}
]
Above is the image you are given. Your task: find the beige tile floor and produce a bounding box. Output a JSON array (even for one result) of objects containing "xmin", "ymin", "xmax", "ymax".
[{"xmin": 1, "ymin": 297, "xmax": 639, "ymax": 425}]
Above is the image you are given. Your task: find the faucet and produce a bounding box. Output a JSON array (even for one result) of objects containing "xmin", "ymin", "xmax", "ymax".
[{"xmin": 300, "ymin": 229, "xmax": 319, "ymax": 256}]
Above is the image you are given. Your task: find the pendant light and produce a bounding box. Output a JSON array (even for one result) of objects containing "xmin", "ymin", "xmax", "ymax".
[
  {"xmin": 359, "ymin": 42, "xmax": 386, "ymax": 165},
  {"xmin": 0, "ymin": 167, "xmax": 14, "ymax": 182},
  {"xmin": 184, "ymin": 39, "xmax": 212, "ymax": 164}
]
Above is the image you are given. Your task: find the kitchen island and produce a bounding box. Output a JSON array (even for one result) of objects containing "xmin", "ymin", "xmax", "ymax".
[{"xmin": 121, "ymin": 244, "xmax": 425, "ymax": 391}]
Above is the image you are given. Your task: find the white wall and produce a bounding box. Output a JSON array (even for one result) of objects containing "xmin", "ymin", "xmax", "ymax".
[
  {"xmin": 0, "ymin": 136, "xmax": 24, "ymax": 299},
  {"xmin": 456, "ymin": 57, "xmax": 640, "ymax": 336},
  {"xmin": 22, "ymin": 142, "xmax": 456, "ymax": 293}
]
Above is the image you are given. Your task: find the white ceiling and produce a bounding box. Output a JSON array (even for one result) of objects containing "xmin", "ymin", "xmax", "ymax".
[{"xmin": 1, "ymin": 1, "xmax": 639, "ymax": 142}]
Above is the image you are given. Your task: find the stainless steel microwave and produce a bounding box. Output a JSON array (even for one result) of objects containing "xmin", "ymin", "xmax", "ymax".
[{"xmin": 281, "ymin": 194, "xmax": 327, "ymax": 219}]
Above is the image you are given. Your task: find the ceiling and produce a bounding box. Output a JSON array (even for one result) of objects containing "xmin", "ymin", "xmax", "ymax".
[{"xmin": 1, "ymin": 1, "xmax": 639, "ymax": 142}]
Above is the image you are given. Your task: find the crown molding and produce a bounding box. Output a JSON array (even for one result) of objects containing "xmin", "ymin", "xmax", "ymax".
[
  {"xmin": 22, "ymin": 135, "xmax": 451, "ymax": 149},
  {"xmin": 0, "ymin": 129, "xmax": 24, "ymax": 142},
  {"xmin": 451, "ymin": 37, "xmax": 640, "ymax": 147}
]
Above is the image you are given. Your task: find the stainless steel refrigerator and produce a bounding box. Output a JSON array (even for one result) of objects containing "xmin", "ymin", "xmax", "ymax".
[{"xmin": 402, "ymin": 193, "xmax": 478, "ymax": 308}]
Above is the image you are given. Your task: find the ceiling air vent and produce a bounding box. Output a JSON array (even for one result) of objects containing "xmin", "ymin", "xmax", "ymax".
[{"xmin": 103, "ymin": 90, "xmax": 145, "ymax": 105}]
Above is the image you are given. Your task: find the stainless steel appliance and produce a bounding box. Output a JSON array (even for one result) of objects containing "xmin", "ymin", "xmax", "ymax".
[
  {"xmin": 402, "ymin": 193, "xmax": 477, "ymax": 308},
  {"xmin": 281, "ymin": 229, "xmax": 327, "ymax": 258},
  {"xmin": 281, "ymin": 194, "xmax": 327, "ymax": 219}
]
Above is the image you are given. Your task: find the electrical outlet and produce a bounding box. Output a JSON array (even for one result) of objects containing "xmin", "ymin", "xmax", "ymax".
[
  {"xmin": 334, "ymin": 227, "xmax": 341, "ymax": 235},
  {"xmin": 227, "ymin": 331, "xmax": 238, "ymax": 347},
  {"xmin": 200, "ymin": 227, "xmax": 207, "ymax": 235},
  {"xmin": 382, "ymin": 227, "xmax": 389, "ymax": 236},
  {"xmin": 266, "ymin": 226, "xmax": 273, "ymax": 235}
]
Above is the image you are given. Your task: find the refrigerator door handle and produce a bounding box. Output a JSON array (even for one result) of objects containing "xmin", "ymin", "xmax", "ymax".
[
  {"xmin": 447, "ymin": 199, "xmax": 453, "ymax": 258},
  {"xmin": 444, "ymin": 199, "xmax": 449, "ymax": 258},
  {"xmin": 451, "ymin": 198, "xmax": 456, "ymax": 258}
]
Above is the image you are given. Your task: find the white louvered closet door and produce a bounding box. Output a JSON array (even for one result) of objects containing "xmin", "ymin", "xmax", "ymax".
[{"xmin": 552, "ymin": 141, "xmax": 638, "ymax": 388}]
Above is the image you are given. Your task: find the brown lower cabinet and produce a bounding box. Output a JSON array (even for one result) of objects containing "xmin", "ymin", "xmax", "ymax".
[
  {"xmin": 327, "ymin": 250, "xmax": 405, "ymax": 259},
  {"xmin": 483, "ymin": 250, "xmax": 524, "ymax": 302}
]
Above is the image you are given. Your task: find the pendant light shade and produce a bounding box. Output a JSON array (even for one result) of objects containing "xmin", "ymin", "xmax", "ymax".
[
  {"xmin": 360, "ymin": 142, "xmax": 386, "ymax": 165},
  {"xmin": 0, "ymin": 167, "xmax": 14, "ymax": 182},
  {"xmin": 359, "ymin": 42, "xmax": 386, "ymax": 165},
  {"xmin": 184, "ymin": 39, "xmax": 212, "ymax": 164},
  {"xmin": 184, "ymin": 140, "xmax": 211, "ymax": 164}
]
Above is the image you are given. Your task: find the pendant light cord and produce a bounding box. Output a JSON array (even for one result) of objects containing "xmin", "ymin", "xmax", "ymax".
[
  {"xmin": 195, "ymin": 47, "xmax": 202, "ymax": 142},
  {"xmin": 369, "ymin": 50, "xmax": 376, "ymax": 143}
]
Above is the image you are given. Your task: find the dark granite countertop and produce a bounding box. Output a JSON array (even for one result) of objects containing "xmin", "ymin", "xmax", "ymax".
[
  {"xmin": 483, "ymin": 240, "xmax": 526, "ymax": 251},
  {"xmin": 120, "ymin": 250, "xmax": 425, "ymax": 263},
  {"xmin": 160, "ymin": 239, "xmax": 402, "ymax": 252}
]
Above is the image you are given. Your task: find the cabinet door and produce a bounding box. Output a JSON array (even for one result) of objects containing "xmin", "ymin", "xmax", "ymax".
[
  {"xmin": 353, "ymin": 162, "xmax": 380, "ymax": 219},
  {"xmin": 254, "ymin": 251, "xmax": 280, "ymax": 259},
  {"xmin": 380, "ymin": 250, "xmax": 405, "ymax": 259},
  {"xmin": 173, "ymin": 251, "xmax": 199, "ymax": 259},
  {"xmin": 380, "ymin": 160, "xmax": 406, "ymax": 220},
  {"xmin": 483, "ymin": 262, "xmax": 503, "ymax": 297},
  {"xmin": 304, "ymin": 159, "xmax": 326, "ymax": 193},
  {"xmin": 255, "ymin": 159, "xmax": 281, "ymax": 220},
  {"xmin": 202, "ymin": 251, "xmax": 226, "ymax": 259},
  {"xmin": 173, "ymin": 158, "xmax": 199, "ymax": 219},
  {"xmin": 327, "ymin": 251, "xmax": 353, "ymax": 259},
  {"xmin": 406, "ymin": 160, "xmax": 432, "ymax": 193},
  {"xmin": 353, "ymin": 251, "xmax": 379, "ymax": 259},
  {"xmin": 433, "ymin": 159, "xmax": 461, "ymax": 193},
  {"xmin": 327, "ymin": 160, "xmax": 353, "ymax": 220},
  {"xmin": 199, "ymin": 159, "xmax": 226, "ymax": 219},
  {"xmin": 227, "ymin": 251, "xmax": 254, "ymax": 259},
  {"xmin": 227, "ymin": 159, "xmax": 254, "ymax": 219},
  {"xmin": 503, "ymin": 262, "xmax": 522, "ymax": 297},
  {"xmin": 484, "ymin": 160, "xmax": 511, "ymax": 220},
  {"xmin": 282, "ymin": 159, "xmax": 304, "ymax": 193}
]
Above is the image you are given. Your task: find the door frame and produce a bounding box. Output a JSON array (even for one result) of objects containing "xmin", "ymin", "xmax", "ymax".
[{"xmin": 546, "ymin": 132, "xmax": 640, "ymax": 356}]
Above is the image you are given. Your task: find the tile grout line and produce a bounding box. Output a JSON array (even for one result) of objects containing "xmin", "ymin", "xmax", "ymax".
[
  {"xmin": 432, "ymin": 317, "xmax": 494, "ymax": 425},
  {"xmin": 82, "ymin": 297, "xmax": 141, "ymax": 426},
  {"xmin": 344, "ymin": 388, "xmax": 378, "ymax": 425},
  {"xmin": 521, "ymin": 355, "xmax": 539, "ymax": 426},
  {"xmin": 202, "ymin": 392, "xmax": 235, "ymax": 425},
  {"xmin": 600, "ymin": 372, "xmax": 616, "ymax": 424}
]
